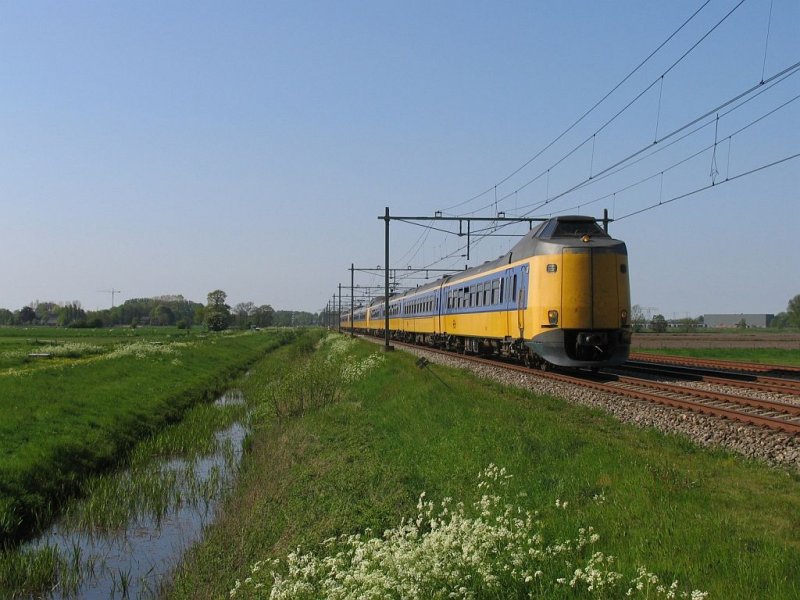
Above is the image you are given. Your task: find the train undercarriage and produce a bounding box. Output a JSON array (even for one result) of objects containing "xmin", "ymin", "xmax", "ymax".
[{"xmin": 360, "ymin": 327, "xmax": 630, "ymax": 371}]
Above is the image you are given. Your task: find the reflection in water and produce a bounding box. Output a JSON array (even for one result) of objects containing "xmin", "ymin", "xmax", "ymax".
[{"xmin": 26, "ymin": 393, "xmax": 248, "ymax": 599}]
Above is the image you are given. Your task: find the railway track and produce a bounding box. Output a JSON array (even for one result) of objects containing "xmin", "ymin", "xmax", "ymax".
[
  {"xmin": 629, "ymin": 352, "xmax": 800, "ymax": 377},
  {"xmin": 384, "ymin": 340, "xmax": 800, "ymax": 436},
  {"xmin": 618, "ymin": 360, "xmax": 800, "ymax": 397}
]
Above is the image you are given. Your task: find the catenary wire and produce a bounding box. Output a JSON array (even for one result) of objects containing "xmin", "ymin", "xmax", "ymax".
[{"xmin": 438, "ymin": 0, "xmax": 714, "ymax": 214}]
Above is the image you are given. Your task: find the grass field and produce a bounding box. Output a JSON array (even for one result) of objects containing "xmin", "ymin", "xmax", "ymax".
[
  {"xmin": 168, "ymin": 335, "xmax": 800, "ymax": 599},
  {"xmin": 0, "ymin": 326, "xmax": 296, "ymax": 546},
  {"xmin": 636, "ymin": 347, "xmax": 800, "ymax": 367}
]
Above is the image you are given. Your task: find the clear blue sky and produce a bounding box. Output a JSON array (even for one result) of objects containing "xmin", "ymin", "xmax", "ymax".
[{"xmin": 1, "ymin": 1, "xmax": 797, "ymax": 316}]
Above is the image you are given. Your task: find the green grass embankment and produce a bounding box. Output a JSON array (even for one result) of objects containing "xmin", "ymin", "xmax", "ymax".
[
  {"xmin": 0, "ymin": 329, "xmax": 298, "ymax": 545},
  {"xmin": 169, "ymin": 336, "xmax": 800, "ymax": 599},
  {"xmin": 636, "ymin": 347, "xmax": 800, "ymax": 367}
]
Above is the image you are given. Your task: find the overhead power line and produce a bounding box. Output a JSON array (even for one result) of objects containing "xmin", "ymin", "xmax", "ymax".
[
  {"xmin": 615, "ymin": 152, "xmax": 800, "ymax": 220},
  {"xmin": 440, "ymin": 0, "xmax": 716, "ymax": 214},
  {"xmin": 520, "ymin": 60, "xmax": 800, "ymax": 216}
]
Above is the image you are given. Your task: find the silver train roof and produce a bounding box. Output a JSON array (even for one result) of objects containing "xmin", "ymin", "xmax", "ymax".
[{"xmin": 371, "ymin": 216, "xmax": 626, "ymax": 305}]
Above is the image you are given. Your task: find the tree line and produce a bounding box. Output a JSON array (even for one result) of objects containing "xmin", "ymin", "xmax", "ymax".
[{"xmin": 0, "ymin": 290, "xmax": 320, "ymax": 330}]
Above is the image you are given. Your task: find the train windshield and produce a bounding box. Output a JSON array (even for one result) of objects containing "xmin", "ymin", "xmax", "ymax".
[{"xmin": 538, "ymin": 218, "xmax": 609, "ymax": 239}]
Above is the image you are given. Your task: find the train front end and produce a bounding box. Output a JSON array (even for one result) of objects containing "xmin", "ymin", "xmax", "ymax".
[{"xmin": 524, "ymin": 216, "xmax": 631, "ymax": 369}]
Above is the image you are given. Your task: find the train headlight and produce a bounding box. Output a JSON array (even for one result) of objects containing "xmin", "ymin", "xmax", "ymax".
[
  {"xmin": 548, "ymin": 310, "xmax": 559, "ymax": 326},
  {"xmin": 621, "ymin": 309, "xmax": 628, "ymax": 326}
]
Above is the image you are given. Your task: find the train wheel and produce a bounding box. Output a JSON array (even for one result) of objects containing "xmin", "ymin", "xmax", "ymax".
[{"xmin": 522, "ymin": 350, "xmax": 534, "ymax": 369}]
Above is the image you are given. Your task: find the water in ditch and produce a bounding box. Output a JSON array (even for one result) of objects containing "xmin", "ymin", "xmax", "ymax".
[{"xmin": 23, "ymin": 390, "xmax": 248, "ymax": 599}]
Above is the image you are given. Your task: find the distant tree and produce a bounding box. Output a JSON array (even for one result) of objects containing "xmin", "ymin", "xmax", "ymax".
[
  {"xmin": 207, "ymin": 290, "xmax": 228, "ymax": 310},
  {"xmin": 0, "ymin": 308, "xmax": 13, "ymax": 325},
  {"xmin": 206, "ymin": 312, "xmax": 228, "ymax": 331},
  {"xmin": 233, "ymin": 301, "xmax": 256, "ymax": 329},
  {"xmin": 19, "ymin": 306, "xmax": 36, "ymax": 324},
  {"xmin": 205, "ymin": 289, "xmax": 231, "ymax": 331},
  {"xmin": 151, "ymin": 304, "xmax": 175, "ymax": 326},
  {"xmin": 678, "ymin": 317, "xmax": 698, "ymax": 333},
  {"xmin": 58, "ymin": 303, "xmax": 86, "ymax": 327},
  {"xmin": 650, "ymin": 314, "xmax": 668, "ymax": 333},
  {"xmin": 788, "ymin": 294, "xmax": 800, "ymax": 328},
  {"xmin": 254, "ymin": 304, "xmax": 275, "ymax": 327},
  {"xmin": 770, "ymin": 312, "xmax": 789, "ymax": 329},
  {"xmin": 631, "ymin": 304, "xmax": 646, "ymax": 332},
  {"xmin": 736, "ymin": 318, "xmax": 748, "ymax": 329}
]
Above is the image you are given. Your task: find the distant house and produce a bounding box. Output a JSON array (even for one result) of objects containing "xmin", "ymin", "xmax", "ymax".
[{"xmin": 703, "ymin": 314, "xmax": 774, "ymax": 328}]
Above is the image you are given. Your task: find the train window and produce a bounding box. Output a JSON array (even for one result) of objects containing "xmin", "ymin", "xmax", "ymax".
[
  {"xmin": 540, "ymin": 218, "xmax": 609, "ymax": 239},
  {"xmin": 512, "ymin": 274, "xmax": 517, "ymax": 303},
  {"xmin": 499, "ymin": 279, "xmax": 504, "ymax": 303},
  {"xmin": 620, "ymin": 264, "xmax": 627, "ymax": 274},
  {"xmin": 547, "ymin": 264, "xmax": 557, "ymax": 273}
]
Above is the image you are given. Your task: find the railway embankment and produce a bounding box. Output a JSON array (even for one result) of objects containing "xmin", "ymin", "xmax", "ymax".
[{"xmin": 167, "ymin": 335, "xmax": 800, "ymax": 600}]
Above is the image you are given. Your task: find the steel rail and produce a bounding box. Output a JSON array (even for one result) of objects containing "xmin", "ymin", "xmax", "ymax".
[
  {"xmin": 629, "ymin": 352, "xmax": 800, "ymax": 376},
  {"xmin": 618, "ymin": 361, "xmax": 800, "ymax": 396}
]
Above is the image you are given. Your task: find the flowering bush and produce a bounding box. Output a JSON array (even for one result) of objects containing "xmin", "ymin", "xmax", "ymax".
[
  {"xmin": 341, "ymin": 352, "xmax": 385, "ymax": 384},
  {"xmin": 265, "ymin": 336, "xmax": 385, "ymax": 421},
  {"xmin": 106, "ymin": 341, "xmax": 190, "ymax": 360},
  {"xmin": 230, "ymin": 465, "xmax": 707, "ymax": 599},
  {"xmin": 2, "ymin": 342, "xmax": 105, "ymax": 361}
]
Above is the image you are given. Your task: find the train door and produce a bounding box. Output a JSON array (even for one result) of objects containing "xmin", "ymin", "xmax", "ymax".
[
  {"xmin": 560, "ymin": 247, "xmax": 620, "ymax": 329},
  {"xmin": 517, "ymin": 265, "xmax": 529, "ymax": 337},
  {"xmin": 561, "ymin": 247, "xmax": 592, "ymax": 328},
  {"xmin": 591, "ymin": 248, "xmax": 619, "ymax": 329},
  {"xmin": 503, "ymin": 268, "xmax": 514, "ymax": 338}
]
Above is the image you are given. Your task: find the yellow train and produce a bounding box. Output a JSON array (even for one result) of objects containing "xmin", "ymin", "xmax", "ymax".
[{"xmin": 344, "ymin": 215, "xmax": 631, "ymax": 369}]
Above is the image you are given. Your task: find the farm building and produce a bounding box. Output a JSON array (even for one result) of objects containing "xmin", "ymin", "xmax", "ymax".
[{"xmin": 703, "ymin": 314, "xmax": 774, "ymax": 328}]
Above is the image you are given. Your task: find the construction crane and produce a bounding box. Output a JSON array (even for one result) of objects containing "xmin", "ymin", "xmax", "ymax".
[{"xmin": 98, "ymin": 288, "xmax": 122, "ymax": 308}]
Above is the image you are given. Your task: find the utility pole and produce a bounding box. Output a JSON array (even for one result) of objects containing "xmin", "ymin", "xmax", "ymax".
[
  {"xmin": 382, "ymin": 207, "xmax": 392, "ymax": 351},
  {"xmin": 350, "ymin": 263, "xmax": 355, "ymax": 338},
  {"xmin": 337, "ymin": 283, "xmax": 342, "ymax": 334}
]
